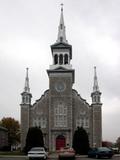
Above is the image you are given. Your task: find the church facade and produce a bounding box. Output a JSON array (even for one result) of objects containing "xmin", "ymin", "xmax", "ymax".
[{"xmin": 20, "ymin": 7, "xmax": 102, "ymax": 151}]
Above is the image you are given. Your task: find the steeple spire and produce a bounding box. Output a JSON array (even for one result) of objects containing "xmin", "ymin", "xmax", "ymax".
[
  {"xmin": 24, "ymin": 68, "xmax": 30, "ymax": 93},
  {"xmin": 21, "ymin": 68, "xmax": 32, "ymax": 105},
  {"xmin": 91, "ymin": 66, "xmax": 101, "ymax": 104},
  {"xmin": 56, "ymin": 4, "xmax": 68, "ymax": 43},
  {"xmin": 50, "ymin": 4, "xmax": 72, "ymax": 70},
  {"xmin": 93, "ymin": 66, "xmax": 99, "ymax": 92}
]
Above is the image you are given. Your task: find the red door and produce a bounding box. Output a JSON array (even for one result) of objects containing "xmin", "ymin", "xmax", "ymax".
[{"xmin": 56, "ymin": 135, "xmax": 66, "ymax": 150}]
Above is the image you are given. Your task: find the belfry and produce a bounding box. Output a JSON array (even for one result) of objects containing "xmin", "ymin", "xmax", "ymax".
[{"xmin": 20, "ymin": 6, "xmax": 102, "ymax": 151}]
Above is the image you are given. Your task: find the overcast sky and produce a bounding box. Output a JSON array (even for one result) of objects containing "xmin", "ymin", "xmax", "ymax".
[{"xmin": 0, "ymin": 0, "xmax": 120, "ymax": 143}]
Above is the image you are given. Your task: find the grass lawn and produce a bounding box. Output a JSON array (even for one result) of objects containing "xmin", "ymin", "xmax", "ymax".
[{"xmin": 0, "ymin": 151, "xmax": 25, "ymax": 155}]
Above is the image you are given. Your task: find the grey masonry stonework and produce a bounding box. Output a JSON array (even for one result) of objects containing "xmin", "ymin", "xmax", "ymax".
[{"xmin": 20, "ymin": 7, "xmax": 102, "ymax": 151}]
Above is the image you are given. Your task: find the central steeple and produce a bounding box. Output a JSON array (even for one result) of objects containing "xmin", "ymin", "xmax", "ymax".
[
  {"xmin": 56, "ymin": 4, "xmax": 68, "ymax": 43},
  {"xmin": 50, "ymin": 5, "xmax": 72, "ymax": 70}
]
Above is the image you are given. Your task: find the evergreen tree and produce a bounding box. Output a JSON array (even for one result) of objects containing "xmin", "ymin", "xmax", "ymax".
[
  {"xmin": 25, "ymin": 127, "xmax": 44, "ymax": 153},
  {"xmin": 73, "ymin": 126, "xmax": 89, "ymax": 155}
]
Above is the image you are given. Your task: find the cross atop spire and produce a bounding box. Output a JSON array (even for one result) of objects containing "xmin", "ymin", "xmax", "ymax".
[
  {"xmin": 24, "ymin": 68, "xmax": 30, "ymax": 93},
  {"xmin": 56, "ymin": 4, "xmax": 68, "ymax": 43},
  {"xmin": 93, "ymin": 66, "xmax": 99, "ymax": 92}
]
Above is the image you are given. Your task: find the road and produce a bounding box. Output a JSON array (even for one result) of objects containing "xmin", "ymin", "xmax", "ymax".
[{"xmin": 0, "ymin": 155, "xmax": 119, "ymax": 160}]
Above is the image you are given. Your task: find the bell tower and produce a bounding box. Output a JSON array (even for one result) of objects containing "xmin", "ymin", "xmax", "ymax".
[
  {"xmin": 91, "ymin": 66, "xmax": 102, "ymax": 147},
  {"xmin": 47, "ymin": 5, "xmax": 75, "ymax": 151},
  {"xmin": 20, "ymin": 68, "xmax": 32, "ymax": 149}
]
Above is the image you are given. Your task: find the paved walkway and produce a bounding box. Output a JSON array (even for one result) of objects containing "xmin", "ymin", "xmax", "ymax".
[{"xmin": 0, "ymin": 152, "xmax": 119, "ymax": 159}]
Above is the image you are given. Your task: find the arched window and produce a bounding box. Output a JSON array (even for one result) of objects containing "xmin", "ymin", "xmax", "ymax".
[
  {"xmin": 54, "ymin": 54, "xmax": 58, "ymax": 64},
  {"xmin": 33, "ymin": 117, "xmax": 47, "ymax": 129},
  {"xmin": 22, "ymin": 97, "xmax": 25, "ymax": 103},
  {"xmin": 76, "ymin": 117, "xmax": 89, "ymax": 128},
  {"xmin": 94, "ymin": 96, "xmax": 96, "ymax": 102},
  {"xmin": 54, "ymin": 104, "xmax": 67, "ymax": 127},
  {"xmin": 59, "ymin": 54, "xmax": 63, "ymax": 65},
  {"xmin": 26, "ymin": 96, "xmax": 28, "ymax": 103},
  {"xmin": 98, "ymin": 96, "xmax": 100, "ymax": 102},
  {"xmin": 64, "ymin": 54, "xmax": 68, "ymax": 64},
  {"xmin": 60, "ymin": 37, "xmax": 63, "ymax": 42}
]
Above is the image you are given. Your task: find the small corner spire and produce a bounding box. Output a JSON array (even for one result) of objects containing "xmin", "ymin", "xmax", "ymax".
[
  {"xmin": 56, "ymin": 3, "xmax": 68, "ymax": 43},
  {"xmin": 24, "ymin": 67, "xmax": 30, "ymax": 93},
  {"xmin": 93, "ymin": 66, "xmax": 99, "ymax": 92}
]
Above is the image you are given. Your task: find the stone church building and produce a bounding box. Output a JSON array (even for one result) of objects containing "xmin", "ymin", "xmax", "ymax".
[{"xmin": 20, "ymin": 7, "xmax": 102, "ymax": 151}]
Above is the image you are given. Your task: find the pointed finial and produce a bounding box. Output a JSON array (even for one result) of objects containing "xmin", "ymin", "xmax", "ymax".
[
  {"xmin": 24, "ymin": 67, "xmax": 30, "ymax": 93},
  {"xmin": 26, "ymin": 67, "xmax": 29, "ymax": 77},
  {"xmin": 56, "ymin": 3, "xmax": 68, "ymax": 43},
  {"xmin": 94, "ymin": 66, "xmax": 96, "ymax": 76},
  {"xmin": 93, "ymin": 66, "xmax": 99, "ymax": 92}
]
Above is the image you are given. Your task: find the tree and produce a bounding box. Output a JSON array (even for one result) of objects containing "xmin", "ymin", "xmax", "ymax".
[
  {"xmin": 116, "ymin": 137, "xmax": 120, "ymax": 149},
  {"xmin": 102, "ymin": 141, "xmax": 114, "ymax": 148},
  {"xmin": 0, "ymin": 117, "xmax": 20, "ymax": 148},
  {"xmin": 72, "ymin": 126, "xmax": 90, "ymax": 155},
  {"xmin": 25, "ymin": 127, "xmax": 44, "ymax": 153}
]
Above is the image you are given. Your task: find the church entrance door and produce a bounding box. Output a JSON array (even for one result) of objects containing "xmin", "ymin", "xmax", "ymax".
[{"xmin": 56, "ymin": 135, "xmax": 66, "ymax": 150}]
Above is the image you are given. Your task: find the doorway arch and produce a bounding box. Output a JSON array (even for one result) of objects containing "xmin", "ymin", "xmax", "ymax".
[{"xmin": 56, "ymin": 135, "xmax": 66, "ymax": 150}]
